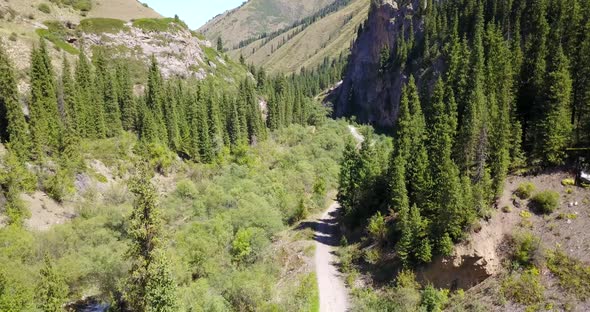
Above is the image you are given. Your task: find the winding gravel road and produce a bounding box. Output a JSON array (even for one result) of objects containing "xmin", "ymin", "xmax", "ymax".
[{"xmin": 314, "ymin": 126, "xmax": 363, "ymax": 312}]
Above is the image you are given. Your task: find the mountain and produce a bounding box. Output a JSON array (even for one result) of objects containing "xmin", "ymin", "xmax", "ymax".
[
  {"xmin": 199, "ymin": 0, "xmax": 334, "ymax": 49},
  {"xmin": 228, "ymin": 0, "xmax": 369, "ymax": 74}
]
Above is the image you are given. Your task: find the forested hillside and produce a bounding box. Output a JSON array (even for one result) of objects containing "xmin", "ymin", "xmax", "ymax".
[{"xmin": 334, "ymin": 0, "xmax": 590, "ymax": 310}]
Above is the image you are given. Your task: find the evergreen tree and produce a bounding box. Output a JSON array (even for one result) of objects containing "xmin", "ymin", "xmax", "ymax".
[
  {"xmin": 540, "ymin": 43, "xmax": 573, "ymax": 165},
  {"xmin": 60, "ymin": 57, "xmax": 79, "ymax": 133},
  {"xmin": 337, "ymin": 140, "xmax": 360, "ymax": 217},
  {"xmin": 29, "ymin": 40, "xmax": 62, "ymax": 158},
  {"xmin": 0, "ymin": 40, "xmax": 30, "ymax": 160},
  {"xmin": 124, "ymin": 165, "xmax": 177, "ymax": 311},
  {"xmin": 91, "ymin": 49, "xmax": 108, "ymax": 138},
  {"xmin": 75, "ymin": 45, "xmax": 95, "ymax": 138},
  {"xmin": 428, "ymin": 79, "xmax": 468, "ymax": 243},
  {"xmin": 116, "ymin": 63, "xmax": 137, "ymax": 131},
  {"xmin": 217, "ymin": 36, "xmax": 224, "ymax": 52},
  {"xmin": 104, "ymin": 71, "xmax": 123, "ymax": 137},
  {"xmin": 36, "ymin": 255, "xmax": 68, "ymax": 312},
  {"xmin": 146, "ymin": 56, "xmax": 168, "ymax": 144}
]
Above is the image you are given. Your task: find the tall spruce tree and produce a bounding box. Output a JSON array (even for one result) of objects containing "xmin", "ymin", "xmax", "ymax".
[
  {"xmin": 124, "ymin": 165, "xmax": 177, "ymax": 311},
  {"xmin": 29, "ymin": 40, "xmax": 62, "ymax": 158},
  {"xmin": 540, "ymin": 42, "xmax": 573, "ymax": 165},
  {"xmin": 0, "ymin": 40, "xmax": 30, "ymax": 160},
  {"xmin": 116, "ymin": 63, "xmax": 137, "ymax": 132}
]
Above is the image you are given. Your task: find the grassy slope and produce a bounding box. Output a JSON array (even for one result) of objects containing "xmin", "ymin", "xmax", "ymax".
[
  {"xmin": 228, "ymin": 0, "xmax": 369, "ymax": 74},
  {"xmin": 199, "ymin": 0, "xmax": 334, "ymax": 48}
]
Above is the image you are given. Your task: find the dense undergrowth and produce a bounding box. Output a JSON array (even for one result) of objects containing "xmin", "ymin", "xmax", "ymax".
[{"xmin": 0, "ymin": 119, "xmax": 350, "ymax": 310}]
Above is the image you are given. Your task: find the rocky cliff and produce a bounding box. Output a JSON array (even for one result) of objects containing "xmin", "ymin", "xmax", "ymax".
[{"xmin": 334, "ymin": 0, "xmax": 427, "ymax": 129}]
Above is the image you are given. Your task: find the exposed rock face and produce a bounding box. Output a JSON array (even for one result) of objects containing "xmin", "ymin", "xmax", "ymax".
[
  {"xmin": 82, "ymin": 23, "xmax": 210, "ymax": 79},
  {"xmin": 334, "ymin": 0, "xmax": 425, "ymax": 129}
]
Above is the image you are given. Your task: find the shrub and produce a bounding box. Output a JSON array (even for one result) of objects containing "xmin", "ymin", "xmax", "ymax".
[
  {"xmin": 501, "ymin": 268, "xmax": 545, "ymax": 306},
  {"xmin": 367, "ymin": 211, "xmax": 387, "ymax": 244},
  {"xmin": 515, "ymin": 182, "xmax": 536, "ymax": 199},
  {"xmin": 230, "ymin": 227, "xmax": 269, "ymax": 265},
  {"xmin": 531, "ymin": 191, "xmax": 560, "ymax": 214},
  {"xmin": 561, "ymin": 178, "xmax": 575, "ymax": 186},
  {"xmin": 8, "ymin": 32, "xmax": 17, "ymax": 41},
  {"xmin": 289, "ymin": 197, "xmax": 309, "ymax": 225},
  {"xmin": 420, "ymin": 284, "xmax": 449, "ymax": 312},
  {"xmin": 502, "ymin": 206, "xmax": 512, "ymax": 213},
  {"xmin": 510, "ymin": 231, "xmax": 540, "ymax": 267},
  {"xmin": 42, "ymin": 169, "xmax": 75, "ymax": 203},
  {"xmin": 38, "ymin": 3, "xmax": 51, "ymax": 13},
  {"xmin": 546, "ymin": 250, "xmax": 590, "ymax": 300},
  {"xmin": 175, "ymin": 179, "xmax": 198, "ymax": 200}
]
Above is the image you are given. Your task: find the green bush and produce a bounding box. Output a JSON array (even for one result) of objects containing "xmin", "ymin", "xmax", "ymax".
[
  {"xmin": 515, "ymin": 182, "xmax": 536, "ymax": 199},
  {"xmin": 531, "ymin": 191, "xmax": 560, "ymax": 214},
  {"xmin": 546, "ymin": 250, "xmax": 590, "ymax": 300},
  {"xmin": 8, "ymin": 32, "xmax": 17, "ymax": 41},
  {"xmin": 367, "ymin": 211, "xmax": 387, "ymax": 244},
  {"xmin": 501, "ymin": 268, "xmax": 545, "ymax": 306},
  {"xmin": 175, "ymin": 179, "xmax": 198, "ymax": 200},
  {"xmin": 42, "ymin": 169, "xmax": 75, "ymax": 203},
  {"xmin": 38, "ymin": 3, "xmax": 51, "ymax": 13},
  {"xmin": 511, "ymin": 231, "xmax": 540, "ymax": 267},
  {"xmin": 421, "ymin": 284, "xmax": 449, "ymax": 312},
  {"xmin": 561, "ymin": 178, "xmax": 575, "ymax": 186}
]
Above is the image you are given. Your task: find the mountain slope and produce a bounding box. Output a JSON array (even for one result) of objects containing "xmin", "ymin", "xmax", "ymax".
[
  {"xmin": 228, "ymin": 0, "xmax": 369, "ymax": 74},
  {"xmin": 199, "ymin": 0, "xmax": 334, "ymax": 48},
  {"xmin": 0, "ymin": 0, "xmax": 244, "ymax": 87}
]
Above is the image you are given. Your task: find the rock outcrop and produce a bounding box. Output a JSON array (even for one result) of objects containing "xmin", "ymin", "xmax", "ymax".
[
  {"xmin": 82, "ymin": 23, "xmax": 211, "ymax": 79},
  {"xmin": 334, "ymin": 0, "xmax": 427, "ymax": 129}
]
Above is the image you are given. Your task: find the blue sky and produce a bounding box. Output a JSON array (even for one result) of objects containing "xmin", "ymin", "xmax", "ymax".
[{"xmin": 143, "ymin": 0, "xmax": 245, "ymax": 29}]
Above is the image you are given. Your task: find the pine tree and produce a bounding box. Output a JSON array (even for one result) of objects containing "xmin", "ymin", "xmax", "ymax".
[
  {"xmin": 217, "ymin": 36, "xmax": 224, "ymax": 52},
  {"xmin": 540, "ymin": 43, "xmax": 573, "ymax": 165},
  {"xmin": 404, "ymin": 77, "xmax": 431, "ymax": 205},
  {"xmin": 91, "ymin": 49, "xmax": 108, "ymax": 138},
  {"xmin": 60, "ymin": 57, "xmax": 79, "ymax": 133},
  {"xmin": 337, "ymin": 140, "xmax": 360, "ymax": 217},
  {"xmin": 146, "ymin": 56, "xmax": 168, "ymax": 144},
  {"xmin": 29, "ymin": 40, "xmax": 62, "ymax": 158},
  {"xmin": 396, "ymin": 203, "xmax": 412, "ymax": 267},
  {"xmin": 428, "ymin": 79, "xmax": 467, "ymax": 242},
  {"xmin": 104, "ymin": 71, "xmax": 123, "ymax": 137},
  {"xmin": 116, "ymin": 63, "xmax": 137, "ymax": 131},
  {"xmin": 206, "ymin": 91, "xmax": 224, "ymax": 156},
  {"xmin": 0, "ymin": 40, "xmax": 30, "ymax": 160},
  {"xmin": 36, "ymin": 255, "xmax": 68, "ymax": 312},
  {"xmin": 162, "ymin": 84, "xmax": 180, "ymax": 151},
  {"xmin": 124, "ymin": 165, "xmax": 177, "ymax": 311},
  {"xmin": 75, "ymin": 45, "xmax": 95, "ymax": 138}
]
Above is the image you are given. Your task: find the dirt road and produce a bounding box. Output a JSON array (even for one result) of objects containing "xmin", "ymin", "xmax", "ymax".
[
  {"xmin": 314, "ymin": 125, "xmax": 363, "ymax": 311},
  {"xmin": 314, "ymin": 201, "xmax": 349, "ymax": 312}
]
